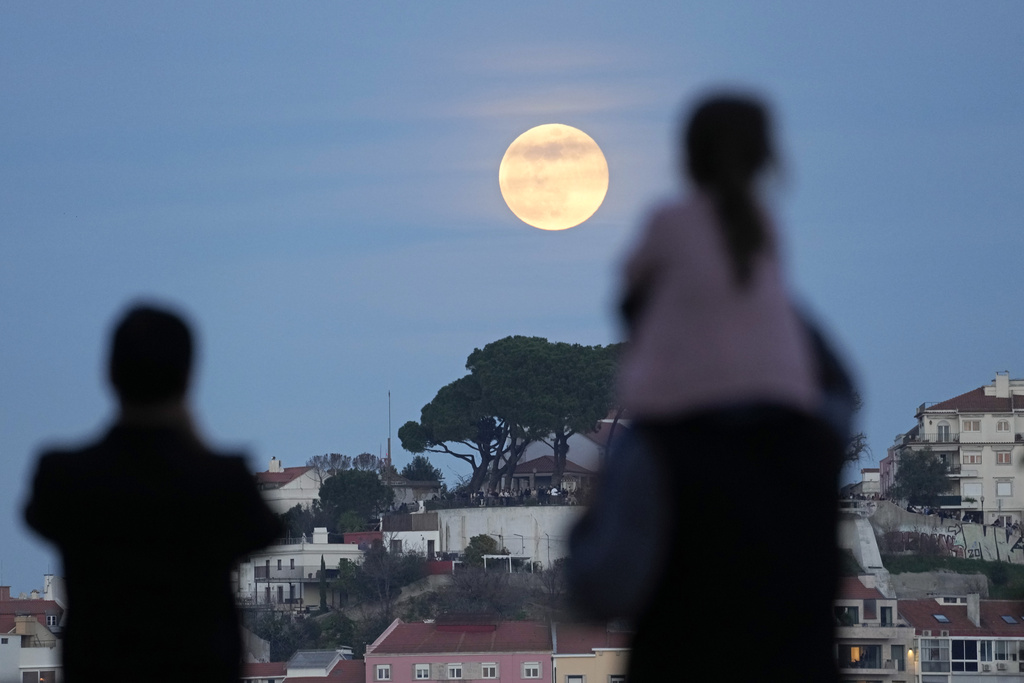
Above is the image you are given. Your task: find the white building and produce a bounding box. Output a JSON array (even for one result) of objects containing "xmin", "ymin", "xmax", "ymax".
[
  {"xmin": 235, "ymin": 528, "xmax": 363, "ymax": 610},
  {"xmin": 834, "ymin": 575, "xmax": 915, "ymax": 680},
  {"xmin": 0, "ymin": 580, "xmax": 65, "ymax": 683},
  {"xmin": 883, "ymin": 372, "xmax": 1024, "ymax": 525},
  {"xmin": 255, "ymin": 458, "xmax": 323, "ymax": 515}
]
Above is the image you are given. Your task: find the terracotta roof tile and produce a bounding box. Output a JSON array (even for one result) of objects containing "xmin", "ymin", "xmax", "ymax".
[
  {"xmin": 370, "ymin": 621, "xmax": 552, "ymax": 655},
  {"xmin": 0, "ymin": 599, "xmax": 61, "ymax": 617},
  {"xmin": 925, "ymin": 387, "xmax": 1024, "ymax": 414},
  {"xmin": 553, "ymin": 623, "xmax": 631, "ymax": 654},
  {"xmin": 900, "ymin": 599, "xmax": 1024, "ymax": 637},
  {"xmin": 242, "ymin": 661, "xmax": 287, "ymax": 678},
  {"xmin": 836, "ymin": 577, "xmax": 886, "ymax": 601},
  {"xmin": 257, "ymin": 466, "xmax": 314, "ymax": 485}
]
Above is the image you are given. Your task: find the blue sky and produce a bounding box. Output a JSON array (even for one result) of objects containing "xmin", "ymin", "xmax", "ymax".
[{"xmin": 2, "ymin": 3, "xmax": 1022, "ymax": 592}]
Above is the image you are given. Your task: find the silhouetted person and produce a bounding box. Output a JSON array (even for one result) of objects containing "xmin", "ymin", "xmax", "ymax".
[
  {"xmin": 25, "ymin": 304, "xmax": 283, "ymax": 683},
  {"xmin": 574, "ymin": 94, "xmax": 848, "ymax": 679}
]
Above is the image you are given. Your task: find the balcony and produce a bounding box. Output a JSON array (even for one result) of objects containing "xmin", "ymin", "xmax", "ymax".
[
  {"xmin": 254, "ymin": 565, "xmax": 339, "ymax": 581},
  {"xmin": 910, "ymin": 431, "xmax": 960, "ymax": 445}
]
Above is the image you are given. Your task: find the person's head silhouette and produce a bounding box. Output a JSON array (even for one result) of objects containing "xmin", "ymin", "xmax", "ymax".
[
  {"xmin": 109, "ymin": 305, "xmax": 193, "ymax": 406},
  {"xmin": 681, "ymin": 94, "xmax": 775, "ymax": 287}
]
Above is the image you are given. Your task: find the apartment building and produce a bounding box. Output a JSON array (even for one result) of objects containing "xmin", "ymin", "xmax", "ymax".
[
  {"xmin": 834, "ymin": 576, "xmax": 915, "ymax": 681},
  {"xmin": 899, "ymin": 596, "xmax": 1024, "ymax": 681},
  {"xmin": 364, "ymin": 619, "xmax": 553, "ymax": 683},
  {"xmin": 882, "ymin": 372, "xmax": 1024, "ymax": 524}
]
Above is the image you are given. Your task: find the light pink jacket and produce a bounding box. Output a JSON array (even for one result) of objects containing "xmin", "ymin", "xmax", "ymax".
[{"xmin": 617, "ymin": 192, "xmax": 820, "ymax": 419}]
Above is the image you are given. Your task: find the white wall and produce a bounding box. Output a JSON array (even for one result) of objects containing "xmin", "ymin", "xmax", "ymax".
[{"xmin": 437, "ymin": 506, "xmax": 586, "ymax": 568}]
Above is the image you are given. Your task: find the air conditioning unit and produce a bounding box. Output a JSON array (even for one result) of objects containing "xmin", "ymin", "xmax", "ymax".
[
  {"xmin": 998, "ymin": 663, "xmax": 1008, "ymax": 670},
  {"xmin": 923, "ymin": 630, "xmax": 932, "ymax": 636},
  {"xmin": 941, "ymin": 630, "xmax": 950, "ymax": 637},
  {"xmin": 983, "ymin": 664, "xmax": 992, "ymax": 671}
]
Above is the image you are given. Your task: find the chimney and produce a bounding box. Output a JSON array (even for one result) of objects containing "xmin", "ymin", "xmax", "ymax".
[
  {"xmin": 14, "ymin": 615, "xmax": 34, "ymax": 635},
  {"xmin": 29, "ymin": 590, "xmax": 39, "ymax": 600},
  {"xmin": 967, "ymin": 593, "xmax": 981, "ymax": 627},
  {"xmin": 313, "ymin": 527, "xmax": 329, "ymax": 544},
  {"xmin": 269, "ymin": 457, "xmax": 283, "ymax": 473},
  {"xmin": 0, "ymin": 586, "xmax": 9, "ymax": 601},
  {"xmin": 996, "ymin": 372, "xmax": 1010, "ymax": 399}
]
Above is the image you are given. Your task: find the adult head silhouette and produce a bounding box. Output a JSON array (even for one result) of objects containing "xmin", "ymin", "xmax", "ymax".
[
  {"xmin": 109, "ymin": 304, "xmax": 193, "ymax": 405},
  {"xmin": 683, "ymin": 94, "xmax": 775, "ymax": 286}
]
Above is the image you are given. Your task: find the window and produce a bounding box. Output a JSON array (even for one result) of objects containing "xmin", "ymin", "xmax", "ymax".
[
  {"xmin": 964, "ymin": 482, "xmax": 983, "ymax": 499},
  {"xmin": 45, "ymin": 615, "xmax": 57, "ymax": 626},
  {"xmin": 881, "ymin": 606, "xmax": 894, "ymax": 626},
  {"xmin": 994, "ymin": 640, "xmax": 1016, "ymax": 661},
  {"xmin": 523, "ymin": 662, "xmax": 541, "ymax": 679},
  {"xmin": 921, "ymin": 638, "xmax": 950, "ymax": 672},
  {"xmin": 376, "ymin": 664, "xmax": 392, "ymax": 680},
  {"xmin": 998, "ymin": 451, "xmax": 1012, "ymax": 465},
  {"xmin": 837, "ymin": 644, "xmax": 882, "ymax": 669},
  {"xmin": 290, "ymin": 558, "xmax": 295, "ymax": 569},
  {"xmin": 963, "ymin": 453, "xmax": 982, "ymax": 465},
  {"xmin": 1, "ymin": 638, "xmax": 7, "ymax": 644},
  {"xmin": 998, "ymin": 481, "xmax": 1013, "ymax": 497},
  {"xmin": 481, "ymin": 663, "xmax": 498, "ymax": 679},
  {"xmin": 447, "ymin": 664, "xmax": 462, "ymax": 679},
  {"xmin": 1001, "ymin": 615, "xmax": 1018, "ymax": 624},
  {"xmin": 609, "ymin": 677, "xmax": 626, "ymax": 683},
  {"xmin": 567, "ymin": 677, "xmax": 584, "ymax": 683},
  {"xmin": 937, "ymin": 422, "xmax": 951, "ymax": 442},
  {"xmin": 415, "ymin": 664, "xmax": 430, "ymax": 679},
  {"xmin": 952, "ymin": 640, "xmax": 979, "ymax": 671},
  {"xmin": 834, "ymin": 605, "xmax": 859, "ymax": 626},
  {"xmin": 933, "ymin": 614, "xmax": 951, "ymax": 623},
  {"xmin": 891, "ymin": 644, "xmax": 906, "ymax": 672},
  {"xmin": 277, "ymin": 559, "xmax": 282, "ymax": 570},
  {"xmin": 390, "ymin": 539, "xmax": 403, "ymax": 554},
  {"xmin": 964, "ymin": 419, "xmax": 981, "ymax": 432},
  {"xmin": 998, "ymin": 420, "xmax": 1010, "ymax": 432}
]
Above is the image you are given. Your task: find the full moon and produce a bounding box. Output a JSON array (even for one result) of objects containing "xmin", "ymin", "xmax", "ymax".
[{"xmin": 498, "ymin": 124, "xmax": 609, "ymax": 231}]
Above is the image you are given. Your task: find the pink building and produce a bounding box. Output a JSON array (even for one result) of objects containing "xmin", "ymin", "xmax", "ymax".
[{"xmin": 364, "ymin": 619, "xmax": 553, "ymax": 683}]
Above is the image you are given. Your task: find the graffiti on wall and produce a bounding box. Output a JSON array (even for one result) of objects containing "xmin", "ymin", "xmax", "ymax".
[{"xmin": 882, "ymin": 523, "xmax": 1024, "ymax": 564}]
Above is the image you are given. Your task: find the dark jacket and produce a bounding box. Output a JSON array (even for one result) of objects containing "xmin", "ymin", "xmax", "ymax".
[{"xmin": 25, "ymin": 423, "xmax": 283, "ymax": 683}]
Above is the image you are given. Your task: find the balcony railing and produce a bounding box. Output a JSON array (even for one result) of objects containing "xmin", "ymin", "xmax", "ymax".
[{"xmin": 254, "ymin": 566, "xmax": 339, "ymax": 581}]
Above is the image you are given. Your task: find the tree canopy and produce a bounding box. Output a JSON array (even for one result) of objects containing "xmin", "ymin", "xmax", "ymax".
[
  {"xmin": 401, "ymin": 455, "xmax": 444, "ymax": 482},
  {"xmin": 318, "ymin": 469, "xmax": 394, "ymax": 526},
  {"xmin": 399, "ymin": 336, "xmax": 617, "ymax": 491},
  {"xmin": 890, "ymin": 447, "xmax": 953, "ymax": 506}
]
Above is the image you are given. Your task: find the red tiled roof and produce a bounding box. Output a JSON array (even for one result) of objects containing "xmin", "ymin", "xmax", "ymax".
[
  {"xmin": 925, "ymin": 387, "xmax": 1024, "ymax": 414},
  {"xmin": 369, "ymin": 620, "xmax": 552, "ymax": 655},
  {"xmin": 256, "ymin": 466, "xmax": 314, "ymax": 485},
  {"xmin": 836, "ymin": 577, "xmax": 885, "ymax": 601},
  {"xmin": 242, "ymin": 662, "xmax": 287, "ymax": 678},
  {"xmin": 285, "ymin": 660, "xmax": 364, "ymax": 683},
  {"xmin": 553, "ymin": 623, "xmax": 631, "ymax": 654},
  {"xmin": 0, "ymin": 599, "xmax": 61, "ymax": 617},
  {"xmin": 0, "ymin": 615, "xmax": 16, "ymax": 633},
  {"xmin": 900, "ymin": 599, "xmax": 1024, "ymax": 637},
  {"xmin": 513, "ymin": 456, "xmax": 594, "ymax": 476}
]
